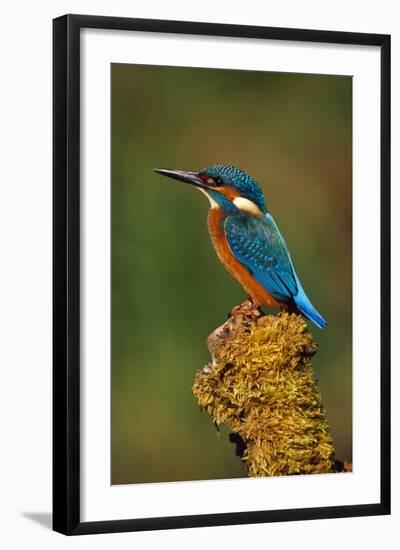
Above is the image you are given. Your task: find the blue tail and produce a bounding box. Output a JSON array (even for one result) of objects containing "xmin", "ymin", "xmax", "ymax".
[{"xmin": 294, "ymin": 287, "xmax": 327, "ymax": 330}]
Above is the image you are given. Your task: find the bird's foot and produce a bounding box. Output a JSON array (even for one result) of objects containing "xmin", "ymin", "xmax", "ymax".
[{"xmin": 230, "ymin": 299, "xmax": 262, "ymax": 319}]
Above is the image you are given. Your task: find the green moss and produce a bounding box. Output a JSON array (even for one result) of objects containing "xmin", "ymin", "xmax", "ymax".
[{"xmin": 192, "ymin": 312, "xmax": 336, "ymax": 477}]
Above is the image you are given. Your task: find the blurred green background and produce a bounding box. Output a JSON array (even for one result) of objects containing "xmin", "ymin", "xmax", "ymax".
[{"xmin": 111, "ymin": 64, "xmax": 352, "ymax": 484}]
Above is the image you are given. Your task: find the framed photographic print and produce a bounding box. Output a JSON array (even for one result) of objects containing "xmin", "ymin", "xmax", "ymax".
[{"xmin": 53, "ymin": 14, "xmax": 391, "ymax": 535}]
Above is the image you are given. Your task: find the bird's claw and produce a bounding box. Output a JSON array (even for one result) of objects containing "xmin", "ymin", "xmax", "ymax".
[{"xmin": 230, "ymin": 299, "xmax": 262, "ymax": 319}]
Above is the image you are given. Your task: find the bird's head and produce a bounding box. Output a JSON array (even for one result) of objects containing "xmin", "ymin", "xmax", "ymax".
[{"xmin": 154, "ymin": 164, "xmax": 267, "ymax": 216}]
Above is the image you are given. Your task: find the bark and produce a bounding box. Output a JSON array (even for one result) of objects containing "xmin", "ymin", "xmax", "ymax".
[{"xmin": 192, "ymin": 311, "xmax": 347, "ymax": 477}]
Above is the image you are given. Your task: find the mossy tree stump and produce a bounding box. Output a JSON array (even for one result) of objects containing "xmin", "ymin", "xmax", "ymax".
[{"xmin": 192, "ymin": 311, "xmax": 339, "ymax": 477}]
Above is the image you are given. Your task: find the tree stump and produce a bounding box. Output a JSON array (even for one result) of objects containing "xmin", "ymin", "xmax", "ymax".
[{"xmin": 192, "ymin": 311, "xmax": 340, "ymax": 477}]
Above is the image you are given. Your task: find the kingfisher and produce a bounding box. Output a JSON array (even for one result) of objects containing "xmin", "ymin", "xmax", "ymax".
[{"xmin": 154, "ymin": 164, "xmax": 327, "ymax": 329}]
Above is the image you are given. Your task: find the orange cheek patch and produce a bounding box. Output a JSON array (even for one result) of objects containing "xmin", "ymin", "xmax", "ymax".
[{"xmin": 215, "ymin": 186, "xmax": 240, "ymax": 201}]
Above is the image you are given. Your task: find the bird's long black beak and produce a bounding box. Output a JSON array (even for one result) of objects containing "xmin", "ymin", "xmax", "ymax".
[{"xmin": 153, "ymin": 168, "xmax": 206, "ymax": 188}]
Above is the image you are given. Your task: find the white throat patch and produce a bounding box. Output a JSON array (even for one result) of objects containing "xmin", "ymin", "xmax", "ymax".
[{"xmin": 233, "ymin": 197, "xmax": 263, "ymax": 216}]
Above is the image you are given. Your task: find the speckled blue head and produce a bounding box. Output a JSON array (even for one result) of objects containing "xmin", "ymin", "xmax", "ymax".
[
  {"xmin": 154, "ymin": 164, "xmax": 267, "ymax": 215},
  {"xmin": 200, "ymin": 164, "xmax": 267, "ymax": 213}
]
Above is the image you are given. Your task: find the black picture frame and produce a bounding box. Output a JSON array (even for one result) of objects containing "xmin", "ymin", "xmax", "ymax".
[{"xmin": 53, "ymin": 14, "xmax": 391, "ymax": 535}]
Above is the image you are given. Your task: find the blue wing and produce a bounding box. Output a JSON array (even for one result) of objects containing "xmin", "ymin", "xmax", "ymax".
[
  {"xmin": 224, "ymin": 213, "xmax": 297, "ymax": 303},
  {"xmin": 224, "ymin": 213, "xmax": 327, "ymax": 329}
]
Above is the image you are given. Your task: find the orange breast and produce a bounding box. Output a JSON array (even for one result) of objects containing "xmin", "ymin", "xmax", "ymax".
[{"xmin": 207, "ymin": 209, "xmax": 281, "ymax": 308}]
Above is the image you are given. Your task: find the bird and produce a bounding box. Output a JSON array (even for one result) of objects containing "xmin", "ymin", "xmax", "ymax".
[{"xmin": 154, "ymin": 164, "xmax": 327, "ymax": 329}]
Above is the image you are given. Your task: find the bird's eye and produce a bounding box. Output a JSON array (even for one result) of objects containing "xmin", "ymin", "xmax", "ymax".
[{"xmin": 199, "ymin": 173, "xmax": 223, "ymax": 186}]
